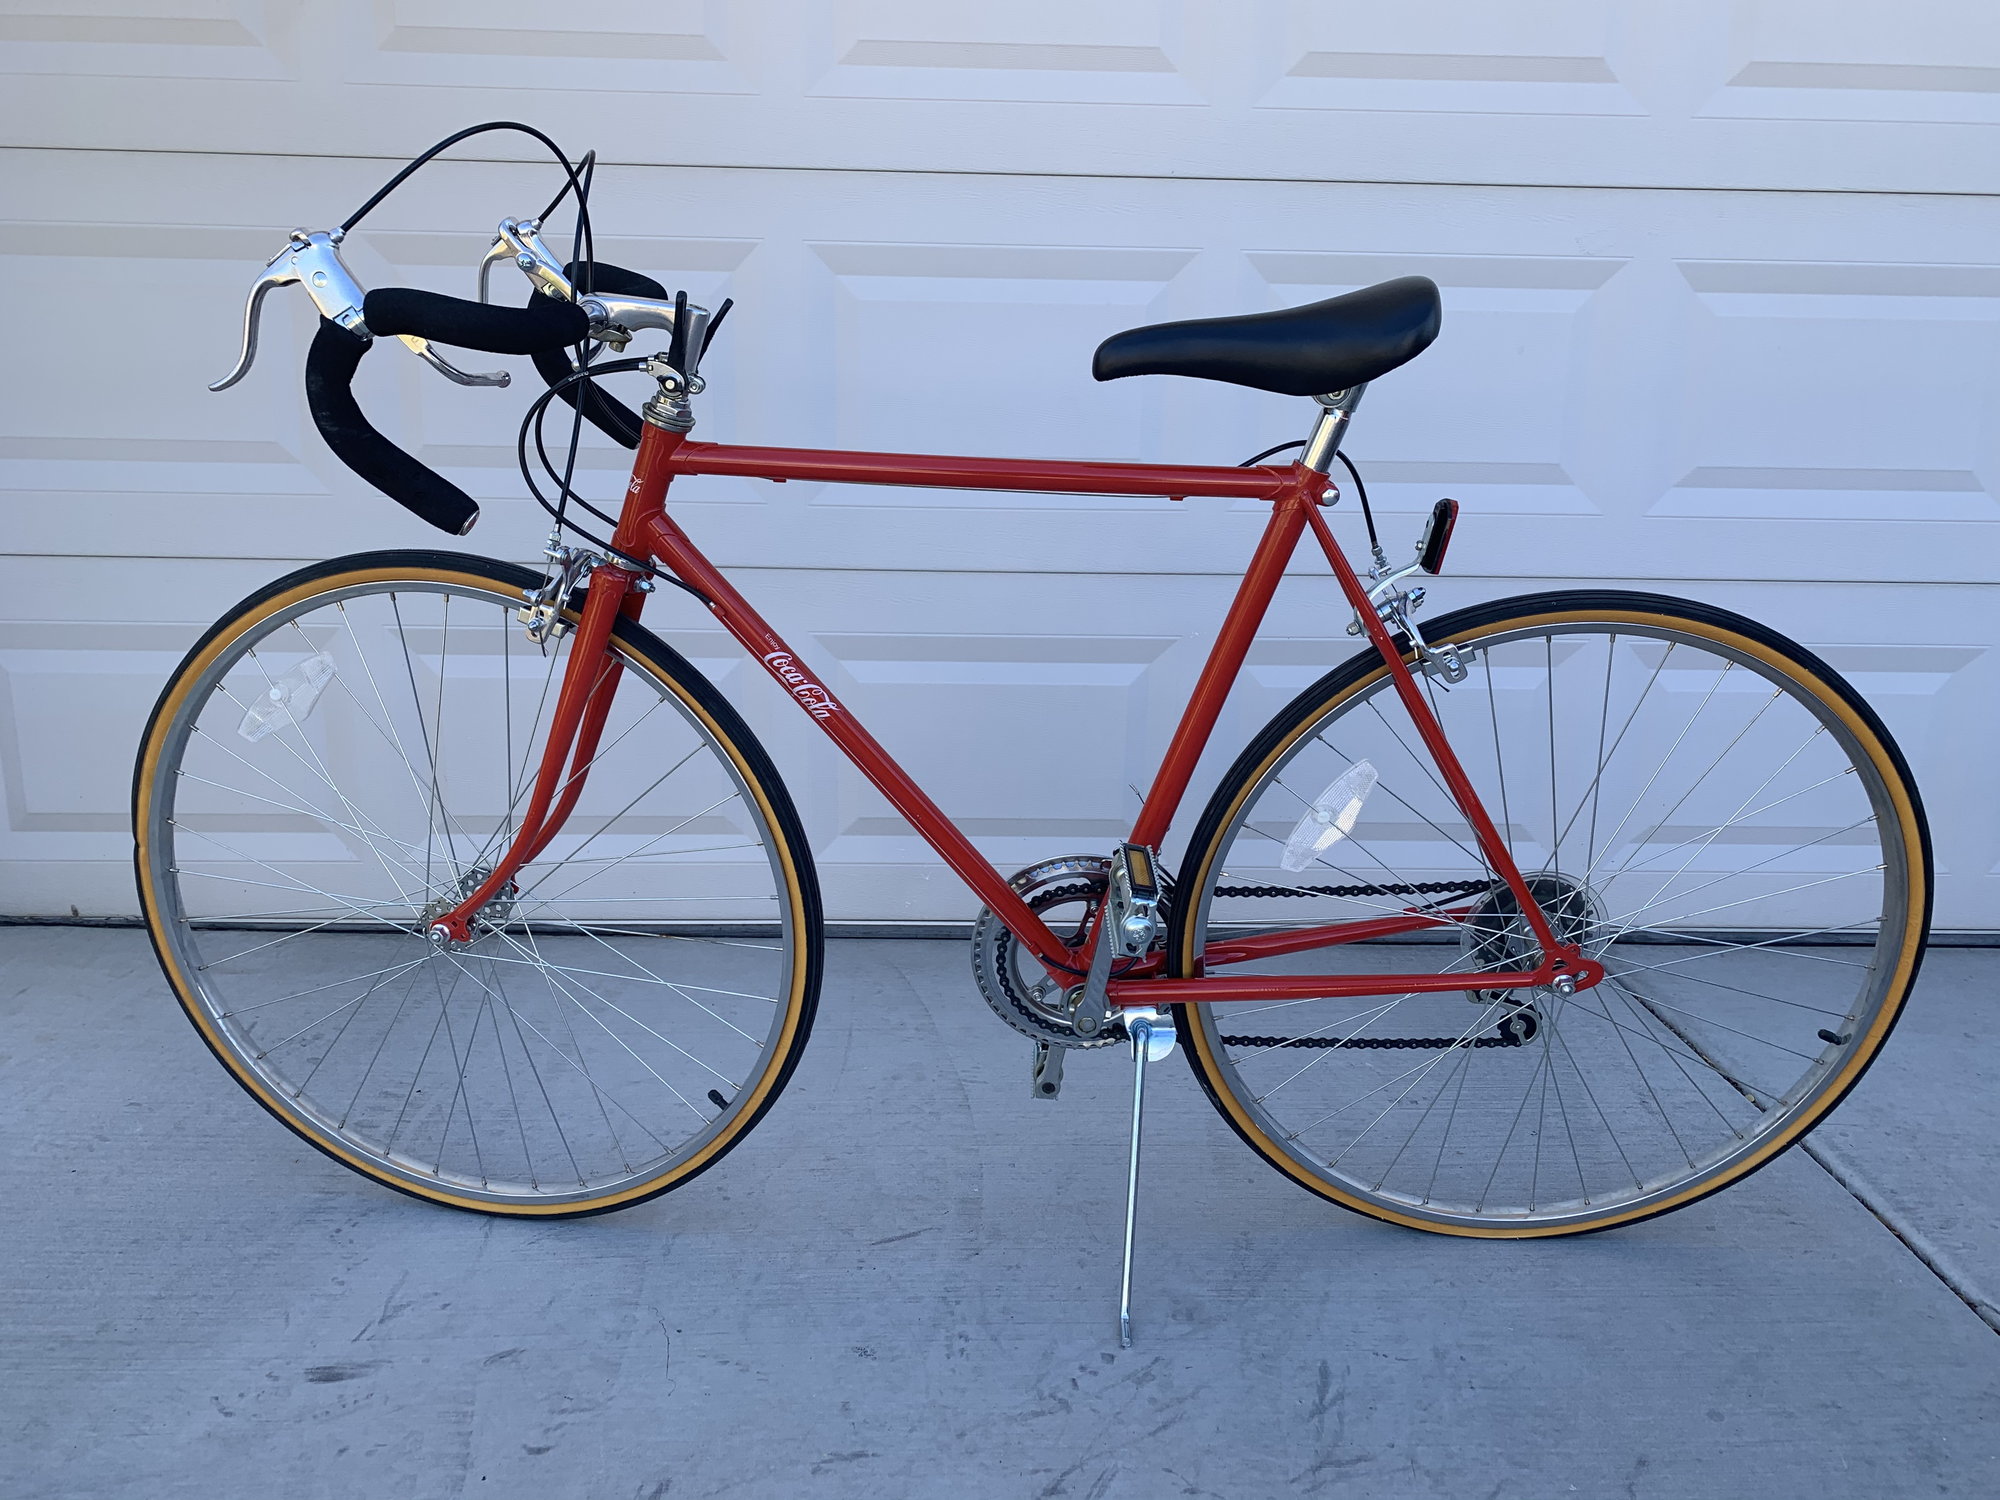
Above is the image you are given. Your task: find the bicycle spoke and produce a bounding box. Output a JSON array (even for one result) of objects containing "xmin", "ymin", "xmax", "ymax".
[{"xmin": 145, "ymin": 572, "xmax": 804, "ymax": 1207}]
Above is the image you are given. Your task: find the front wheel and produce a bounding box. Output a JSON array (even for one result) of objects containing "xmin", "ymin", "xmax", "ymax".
[
  {"xmin": 1171, "ymin": 591, "xmax": 1929, "ymax": 1236},
  {"xmin": 134, "ymin": 550, "xmax": 822, "ymax": 1216}
]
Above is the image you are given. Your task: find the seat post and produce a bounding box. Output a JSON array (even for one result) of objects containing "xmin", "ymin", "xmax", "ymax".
[{"xmin": 1300, "ymin": 383, "xmax": 1367, "ymax": 472}]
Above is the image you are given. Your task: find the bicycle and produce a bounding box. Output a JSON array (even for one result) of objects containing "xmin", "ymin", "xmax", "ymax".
[{"xmin": 135, "ymin": 126, "xmax": 1932, "ymax": 1344}]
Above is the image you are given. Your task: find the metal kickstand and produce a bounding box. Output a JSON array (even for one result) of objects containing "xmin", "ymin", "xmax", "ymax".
[{"xmin": 1118, "ymin": 1005, "xmax": 1177, "ymax": 1347}]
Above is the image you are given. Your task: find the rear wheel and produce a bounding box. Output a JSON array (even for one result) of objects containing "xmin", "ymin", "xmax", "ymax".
[
  {"xmin": 134, "ymin": 550, "xmax": 821, "ymax": 1216},
  {"xmin": 1171, "ymin": 591, "xmax": 1929, "ymax": 1236}
]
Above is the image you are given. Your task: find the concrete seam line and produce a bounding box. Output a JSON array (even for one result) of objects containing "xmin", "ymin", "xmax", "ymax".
[{"xmin": 1802, "ymin": 1135, "xmax": 2000, "ymax": 1335}]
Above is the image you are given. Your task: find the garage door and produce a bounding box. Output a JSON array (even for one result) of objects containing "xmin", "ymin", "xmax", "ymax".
[{"xmin": 3, "ymin": 0, "xmax": 1996, "ymax": 926}]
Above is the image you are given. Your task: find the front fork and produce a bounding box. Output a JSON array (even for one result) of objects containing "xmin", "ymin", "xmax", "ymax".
[{"xmin": 426, "ymin": 560, "xmax": 648, "ymax": 945}]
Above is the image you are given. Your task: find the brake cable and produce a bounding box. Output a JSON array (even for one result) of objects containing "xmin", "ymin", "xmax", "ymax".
[
  {"xmin": 345, "ymin": 122, "xmax": 622, "ymax": 576},
  {"xmin": 1238, "ymin": 440, "xmax": 1382, "ymax": 557}
]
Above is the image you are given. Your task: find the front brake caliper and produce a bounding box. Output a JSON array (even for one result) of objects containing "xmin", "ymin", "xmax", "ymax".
[{"xmin": 518, "ymin": 543, "xmax": 600, "ymax": 647}]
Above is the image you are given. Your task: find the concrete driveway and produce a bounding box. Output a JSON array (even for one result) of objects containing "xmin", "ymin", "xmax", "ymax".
[{"xmin": 4, "ymin": 926, "xmax": 1998, "ymax": 1498}]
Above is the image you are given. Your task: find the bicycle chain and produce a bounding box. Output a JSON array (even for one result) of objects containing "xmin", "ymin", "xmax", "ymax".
[
  {"xmin": 990, "ymin": 874, "xmax": 1512, "ymax": 1050},
  {"xmin": 1217, "ymin": 1031, "xmax": 1526, "ymax": 1050},
  {"xmin": 1211, "ymin": 878, "xmax": 1492, "ymax": 901},
  {"xmin": 1210, "ymin": 877, "xmax": 1515, "ymax": 1050}
]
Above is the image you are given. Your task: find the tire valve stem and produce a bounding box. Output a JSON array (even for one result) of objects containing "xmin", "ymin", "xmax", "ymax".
[
  {"xmin": 1817, "ymin": 1028, "xmax": 1852, "ymax": 1046},
  {"xmin": 707, "ymin": 1089, "xmax": 731, "ymax": 1112}
]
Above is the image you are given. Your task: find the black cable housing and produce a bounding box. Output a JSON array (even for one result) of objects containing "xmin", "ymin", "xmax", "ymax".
[
  {"xmin": 343, "ymin": 122, "xmax": 657, "ymax": 574},
  {"xmin": 341, "ymin": 121, "xmax": 588, "ymax": 235},
  {"xmin": 1337, "ymin": 449, "xmax": 1380, "ymax": 555},
  {"xmin": 515, "ymin": 358, "xmax": 651, "ymax": 565},
  {"xmin": 1238, "ymin": 441, "xmax": 1381, "ymax": 557},
  {"xmin": 1237, "ymin": 439, "xmax": 1305, "ymax": 467}
]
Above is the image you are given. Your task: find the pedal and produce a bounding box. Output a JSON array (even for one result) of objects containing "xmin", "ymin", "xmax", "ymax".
[
  {"xmin": 1109, "ymin": 843, "xmax": 1161, "ymax": 957},
  {"xmin": 1032, "ymin": 1040, "xmax": 1066, "ymax": 1099}
]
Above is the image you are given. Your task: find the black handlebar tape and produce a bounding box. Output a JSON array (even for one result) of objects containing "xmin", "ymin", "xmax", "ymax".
[
  {"xmin": 305, "ymin": 318, "xmax": 479, "ymax": 536},
  {"xmin": 529, "ymin": 259, "xmax": 673, "ymax": 450},
  {"xmin": 362, "ymin": 286, "xmax": 588, "ymax": 355}
]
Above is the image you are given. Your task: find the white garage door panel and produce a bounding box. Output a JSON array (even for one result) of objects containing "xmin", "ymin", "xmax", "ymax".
[
  {"xmin": 4, "ymin": 3, "xmax": 1995, "ymax": 930},
  {"xmin": 5, "ymin": 1, "xmax": 2000, "ymax": 194},
  {"xmin": 7, "ymin": 150, "xmax": 1999, "ymax": 588}
]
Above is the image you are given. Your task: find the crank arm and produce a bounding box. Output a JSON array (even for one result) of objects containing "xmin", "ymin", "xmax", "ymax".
[
  {"xmin": 1069, "ymin": 916, "xmax": 1117, "ymax": 1040},
  {"xmin": 1031, "ymin": 1040, "xmax": 1066, "ymax": 1099},
  {"xmin": 1068, "ymin": 843, "xmax": 1162, "ymax": 1039}
]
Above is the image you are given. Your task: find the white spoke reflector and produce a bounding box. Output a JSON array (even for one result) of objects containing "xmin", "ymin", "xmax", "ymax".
[
  {"xmin": 1280, "ymin": 759, "xmax": 1377, "ymax": 873},
  {"xmin": 238, "ymin": 652, "xmax": 336, "ymax": 741}
]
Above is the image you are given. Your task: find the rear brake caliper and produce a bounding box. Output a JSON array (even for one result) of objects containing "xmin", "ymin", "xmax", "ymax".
[{"xmin": 1346, "ymin": 500, "xmax": 1468, "ymax": 684}]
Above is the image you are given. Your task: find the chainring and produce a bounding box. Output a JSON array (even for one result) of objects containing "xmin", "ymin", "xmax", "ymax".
[{"xmin": 970, "ymin": 855, "xmax": 1126, "ymax": 1049}]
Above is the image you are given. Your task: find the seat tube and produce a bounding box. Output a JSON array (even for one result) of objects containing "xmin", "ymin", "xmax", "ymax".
[{"xmin": 1131, "ymin": 470, "xmax": 1316, "ymax": 849}]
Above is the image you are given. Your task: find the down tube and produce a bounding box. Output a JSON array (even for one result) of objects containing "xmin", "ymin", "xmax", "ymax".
[{"xmin": 627, "ymin": 489, "xmax": 1070, "ymax": 966}]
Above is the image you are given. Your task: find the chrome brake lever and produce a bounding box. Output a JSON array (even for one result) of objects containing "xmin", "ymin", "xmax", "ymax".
[
  {"xmin": 210, "ymin": 266, "xmax": 291, "ymax": 391},
  {"xmin": 485, "ymin": 217, "xmax": 574, "ymax": 302},
  {"xmin": 483, "ymin": 213, "xmax": 697, "ymax": 358},
  {"xmin": 211, "ymin": 229, "xmax": 370, "ymax": 392},
  {"xmin": 476, "ymin": 235, "xmax": 516, "ymax": 306},
  {"xmin": 395, "ymin": 335, "xmax": 511, "ymax": 388}
]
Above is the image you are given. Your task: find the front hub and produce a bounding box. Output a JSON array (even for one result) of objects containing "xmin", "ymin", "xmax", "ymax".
[{"xmin": 421, "ymin": 866, "xmax": 516, "ymax": 947}]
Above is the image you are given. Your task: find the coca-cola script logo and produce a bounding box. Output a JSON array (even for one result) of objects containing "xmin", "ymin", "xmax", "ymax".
[{"xmin": 762, "ymin": 650, "xmax": 839, "ymax": 720}]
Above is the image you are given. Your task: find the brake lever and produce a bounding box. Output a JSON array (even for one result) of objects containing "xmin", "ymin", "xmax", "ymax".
[
  {"xmin": 211, "ymin": 229, "xmax": 370, "ymax": 392},
  {"xmin": 476, "ymin": 235, "xmax": 515, "ymax": 306},
  {"xmin": 395, "ymin": 335, "xmax": 510, "ymax": 388},
  {"xmin": 483, "ymin": 217, "xmax": 574, "ymax": 303},
  {"xmin": 481, "ymin": 213, "xmax": 708, "ymax": 356}
]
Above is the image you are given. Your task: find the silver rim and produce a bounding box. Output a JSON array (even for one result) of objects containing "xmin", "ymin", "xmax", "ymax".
[
  {"xmin": 144, "ymin": 572, "xmax": 803, "ymax": 1208},
  {"xmin": 1188, "ymin": 616, "xmax": 1916, "ymax": 1231}
]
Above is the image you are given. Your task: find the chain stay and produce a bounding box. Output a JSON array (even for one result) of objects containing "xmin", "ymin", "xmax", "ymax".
[
  {"xmin": 1217, "ymin": 1031, "xmax": 1525, "ymax": 1050},
  {"xmin": 1208, "ymin": 876, "xmax": 1520, "ymax": 1049}
]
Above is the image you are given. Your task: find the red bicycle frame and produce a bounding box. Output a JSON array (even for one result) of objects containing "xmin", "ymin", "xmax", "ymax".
[{"xmin": 432, "ymin": 420, "xmax": 1603, "ymax": 1007}]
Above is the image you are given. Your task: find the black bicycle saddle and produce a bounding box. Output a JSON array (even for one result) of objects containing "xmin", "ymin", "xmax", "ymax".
[{"xmin": 1091, "ymin": 276, "xmax": 1441, "ymax": 398}]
